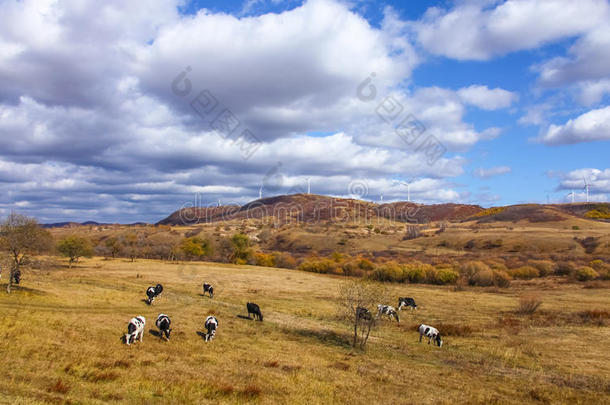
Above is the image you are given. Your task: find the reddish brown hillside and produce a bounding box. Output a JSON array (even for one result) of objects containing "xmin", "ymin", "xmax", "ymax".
[{"xmin": 157, "ymin": 194, "xmax": 483, "ymax": 225}]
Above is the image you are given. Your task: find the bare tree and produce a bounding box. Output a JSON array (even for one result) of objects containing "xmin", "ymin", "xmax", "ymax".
[
  {"xmin": 338, "ymin": 279, "xmax": 387, "ymax": 350},
  {"xmin": 0, "ymin": 213, "xmax": 52, "ymax": 293}
]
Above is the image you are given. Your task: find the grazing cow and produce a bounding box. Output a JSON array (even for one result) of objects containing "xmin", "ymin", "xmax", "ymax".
[
  {"xmin": 125, "ymin": 316, "xmax": 146, "ymax": 345},
  {"xmin": 377, "ymin": 304, "xmax": 400, "ymax": 322},
  {"xmin": 155, "ymin": 314, "xmax": 172, "ymax": 341},
  {"xmin": 398, "ymin": 297, "xmax": 417, "ymax": 311},
  {"xmin": 246, "ymin": 302, "xmax": 263, "ymax": 321},
  {"xmin": 419, "ymin": 324, "xmax": 442, "ymax": 347},
  {"xmin": 356, "ymin": 306, "xmax": 373, "ymax": 321},
  {"xmin": 204, "ymin": 315, "xmax": 218, "ymax": 342},
  {"xmin": 202, "ymin": 283, "xmax": 214, "ymax": 298},
  {"xmin": 146, "ymin": 283, "xmax": 164, "ymax": 304}
]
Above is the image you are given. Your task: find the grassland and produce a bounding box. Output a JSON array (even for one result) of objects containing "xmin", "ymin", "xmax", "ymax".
[{"xmin": 1, "ymin": 258, "xmax": 609, "ymax": 404}]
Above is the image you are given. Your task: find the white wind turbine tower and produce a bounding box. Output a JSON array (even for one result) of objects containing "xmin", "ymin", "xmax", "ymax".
[
  {"xmin": 396, "ymin": 178, "xmax": 418, "ymax": 202},
  {"xmin": 305, "ymin": 177, "xmax": 311, "ymax": 194},
  {"xmin": 566, "ymin": 190, "xmax": 575, "ymax": 204},
  {"xmin": 259, "ymin": 185, "xmax": 263, "ymax": 199},
  {"xmin": 583, "ymin": 177, "xmax": 590, "ymax": 203}
]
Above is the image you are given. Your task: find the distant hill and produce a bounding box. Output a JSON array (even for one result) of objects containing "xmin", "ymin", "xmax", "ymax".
[
  {"xmin": 157, "ymin": 194, "xmax": 484, "ymax": 225},
  {"xmin": 467, "ymin": 202, "xmax": 610, "ymax": 223},
  {"xmin": 43, "ymin": 221, "xmax": 109, "ymax": 228}
]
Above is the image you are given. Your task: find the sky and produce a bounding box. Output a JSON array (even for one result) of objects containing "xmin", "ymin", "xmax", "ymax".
[{"xmin": 0, "ymin": 0, "xmax": 609, "ymax": 223}]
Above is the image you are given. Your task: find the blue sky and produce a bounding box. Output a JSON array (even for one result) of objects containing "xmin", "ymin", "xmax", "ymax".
[{"xmin": 0, "ymin": 0, "xmax": 609, "ymax": 223}]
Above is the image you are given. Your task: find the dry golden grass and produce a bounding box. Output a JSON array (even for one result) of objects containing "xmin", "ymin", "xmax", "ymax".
[{"xmin": 0, "ymin": 257, "xmax": 609, "ymax": 404}]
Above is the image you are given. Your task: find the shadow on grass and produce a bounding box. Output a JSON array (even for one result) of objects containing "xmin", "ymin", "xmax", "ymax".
[
  {"xmin": 281, "ymin": 326, "xmax": 351, "ymax": 348},
  {"xmin": 236, "ymin": 314, "xmax": 253, "ymax": 320},
  {"xmin": 141, "ymin": 299, "xmax": 151, "ymax": 305},
  {"xmin": 0, "ymin": 283, "xmax": 48, "ymax": 296}
]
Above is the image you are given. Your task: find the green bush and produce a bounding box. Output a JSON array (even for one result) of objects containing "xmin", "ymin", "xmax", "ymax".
[
  {"xmin": 508, "ymin": 266, "xmax": 540, "ymax": 280},
  {"xmin": 574, "ymin": 266, "xmax": 599, "ymax": 281},
  {"xmin": 299, "ymin": 259, "xmax": 338, "ymax": 274},
  {"xmin": 529, "ymin": 260, "xmax": 555, "ymax": 276},
  {"xmin": 404, "ymin": 263, "xmax": 426, "ymax": 283}
]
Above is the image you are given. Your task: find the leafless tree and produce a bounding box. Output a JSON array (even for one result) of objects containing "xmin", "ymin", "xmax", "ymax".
[
  {"xmin": 338, "ymin": 279, "xmax": 387, "ymax": 350},
  {"xmin": 0, "ymin": 213, "xmax": 52, "ymax": 293}
]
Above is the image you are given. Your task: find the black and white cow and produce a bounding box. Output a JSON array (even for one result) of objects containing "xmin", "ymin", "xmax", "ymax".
[
  {"xmin": 419, "ymin": 324, "xmax": 442, "ymax": 347},
  {"xmin": 155, "ymin": 314, "xmax": 172, "ymax": 341},
  {"xmin": 202, "ymin": 283, "xmax": 214, "ymax": 298},
  {"xmin": 146, "ymin": 284, "xmax": 164, "ymax": 304},
  {"xmin": 398, "ymin": 297, "xmax": 417, "ymax": 311},
  {"xmin": 356, "ymin": 306, "xmax": 373, "ymax": 321},
  {"xmin": 246, "ymin": 302, "xmax": 263, "ymax": 321},
  {"xmin": 204, "ymin": 315, "xmax": 218, "ymax": 342},
  {"xmin": 377, "ymin": 304, "xmax": 400, "ymax": 322},
  {"xmin": 125, "ymin": 316, "xmax": 146, "ymax": 345}
]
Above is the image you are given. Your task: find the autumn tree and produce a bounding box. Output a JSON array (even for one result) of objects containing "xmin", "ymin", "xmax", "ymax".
[
  {"xmin": 57, "ymin": 235, "xmax": 94, "ymax": 268},
  {"xmin": 179, "ymin": 236, "xmax": 213, "ymax": 260},
  {"xmin": 230, "ymin": 233, "xmax": 253, "ymax": 264},
  {"xmin": 0, "ymin": 213, "xmax": 53, "ymax": 293},
  {"xmin": 104, "ymin": 237, "xmax": 122, "ymax": 259},
  {"xmin": 338, "ymin": 279, "xmax": 387, "ymax": 350}
]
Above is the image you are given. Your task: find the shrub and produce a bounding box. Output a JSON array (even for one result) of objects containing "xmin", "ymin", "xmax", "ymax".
[
  {"xmin": 254, "ymin": 252, "xmax": 275, "ymax": 267},
  {"xmin": 404, "ymin": 263, "xmax": 426, "ymax": 283},
  {"xmin": 460, "ymin": 261, "xmax": 491, "ymax": 286},
  {"xmin": 357, "ymin": 258, "xmax": 375, "ymax": 271},
  {"xmin": 508, "ymin": 266, "xmax": 540, "ymax": 280},
  {"xmin": 272, "ymin": 252, "xmax": 297, "ymax": 269},
  {"xmin": 471, "ymin": 268, "xmax": 495, "ymax": 286},
  {"xmin": 555, "ymin": 261, "xmax": 576, "ymax": 276},
  {"xmin": 434, "ymin": 268, "xmax": 460, "ymax": 285},
  {"xmin": 367, "ymin": 262, "xmax": 404, "ymax": 282},
  {"xmin": 299, "ymin": 259, "xmax": 338, "ymax": 274},
  {"xmin": 492, "ymin": 270, "xmax": 512, "ymax": 288},
  {"xmin": 529, "ymin": 260, "xmax": 555, "ymax": 276},
  {"xmin": 574, "ymin": 266, "xmax": 599, "ymax": 281},
  {"xmin": 589, "ymin": 259, "xmax": 609, "ymax": 272},
  {"xmin": 517, "ymin": 294, "xmax": 542, "ymax": 315}
]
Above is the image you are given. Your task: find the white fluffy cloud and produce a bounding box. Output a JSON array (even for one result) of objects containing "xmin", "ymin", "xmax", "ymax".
[
  {"xmin": 411, "ymin": 0, "xmax": 609, "ymax": 60},
  {"xmin": 457, "ymin": 85, "xmax": 518, "ymax": 110},
  {"xmin": 556, "ymin": 168, "xmax": 610, "ymax": 201},
  {"xmin": 538, "ymin": 106, "xmax": 610, "ymax": 145}
]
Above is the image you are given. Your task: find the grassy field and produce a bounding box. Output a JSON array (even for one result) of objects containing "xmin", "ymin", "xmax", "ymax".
[{"xmin": 1, "ymin": 258, "xmax": 609, "ymax": 404}]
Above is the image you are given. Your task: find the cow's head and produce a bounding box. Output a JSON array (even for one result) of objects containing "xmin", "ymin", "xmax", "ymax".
[{"xmin": 435, "ymin": 334, "xmax": 443, "ymax": 347}]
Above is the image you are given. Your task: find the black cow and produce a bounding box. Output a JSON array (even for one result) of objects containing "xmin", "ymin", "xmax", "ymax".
[
  {"xmin": 155, "ymin": 314, "xmax": 172, "ymax": 340},
  {"xmin": 246, "ymin": 302, "xmax": 263, "ymax": 321},
  {"xmin": 12, "ymin": 268, "xmax": 21, "ymax": 284},
  {"xmin": 202, "ymin": 283, "xmax": 214, "ymax": 298},
  {"xmin": 146, "ymin": 284, "xmax": 164, "ymax": 305},
  {"xmin": 204, "ymin": 315, "xmax": 218, "ymax": 341},
  {"xmin": 356, "ymin": 306, "xmax": 373, "ymax": 321},
  {"xmin": 398, "ymin": 297, "xmax": 417, "ymax": 311}
]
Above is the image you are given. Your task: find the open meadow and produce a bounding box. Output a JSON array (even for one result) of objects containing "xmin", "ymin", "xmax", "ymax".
[{"xmin": 1, "ymin": 257, "xmax": 609, "ymax": 404}]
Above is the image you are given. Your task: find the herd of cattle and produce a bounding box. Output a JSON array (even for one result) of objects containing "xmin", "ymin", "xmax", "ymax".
[{"xmin": 124, "ymin": 283, "xmax": 443, "ymax": 347}]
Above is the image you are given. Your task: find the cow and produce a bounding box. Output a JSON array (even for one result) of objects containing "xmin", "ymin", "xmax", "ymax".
[
  {"xmin": 377, "ymin": 304, "xmax": 400, "ymax": 322},
  {"xmin": 155, "ymin": 314, "xmax": 172, "ymax": 341},
  {"xmin": 204, "ymin": 315, "xmax": 218, "ymax": 342},
  {"xmin": 146, "ymin": 284, "xmax": 164, "ymax": 305},
  {"xmin": 398, "ymin": 297, "xmax": 417, "ymax": 311},
  {"xmin": 125, "ymin": 316, "xmax": 146, "ymax": 345},
  {"xmin": 246, "ymin": 302, "xmax": 263, "ymax": 321},
  {"xmin": 356, "ymin": 306, "xmax": 373, "ymax": 321},
  {"xmin": 419, "ymin": 324, "xmax": 442, "ymax": 347},
  {"xmin": 202, "ymin": 283, "xmax": 214, "ymax": 298}
]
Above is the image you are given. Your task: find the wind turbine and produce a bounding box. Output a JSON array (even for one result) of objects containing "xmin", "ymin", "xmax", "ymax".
[
  {"xmin": 259, "ymin": 185, "xmax": 263, "ymax": 199},
  {"xmin": 566, "ymin": 190, "xmax": 575, "ymax": 204},
  {"xmin": 583, "ymin": 177, "xmax": 590, "ymax": 203},
  {"xmin": 305, "ymin": 177, "xmax": 311, "ymax": 194},
  {"xmin": 395, "ymin": 178, "xmax": 417, "ymax": 202}
]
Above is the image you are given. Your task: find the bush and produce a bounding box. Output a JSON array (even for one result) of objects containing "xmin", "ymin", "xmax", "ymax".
[
  {"xmin": 367, "ymin": 262, "xmax": 404, "ymax": 282},
  {"xmin": 254, "ymin": 252, "xmax": 275, "ymax": 267},
  {"xmin": 299, "ymin": 259, "xmax": 339, "ymax": 274},
  {"xmin": 471, "ymin": 268, "xmax": 495, "ymax": 286},
  {"xmin": 555, "ymin": 261, "xmax": 576, "ymax": 276},
  {"xmin": 272, "ymin": 252, "xmax": 297, "ymax": 269},
  {"xmin": 434, "ymin": 268, "xmax": 460, "ymax": 285},
  {"xmin": 517, "ymin": 294, "xmax": 542, "ymax": 315},
  {"xmin": 574, "ymin": 266, "xmax": 599, "ymax": 281},
  {"xmin": 508, "ymin": 266, "xmax": 540, "ymax": 280},
  {"xmin": 404, "ymin": 263, "xmax": 426, "ymax": 283},
  {"xmin": 589, "ymin": 259, "xmax": 609, "ymax": 272},
  {"xmin": 529, "ymin": 260, "xmax": 555, "ymax": 276},
  {"xmin": 493, "ymin": 270, "xmax": 512, "ymax": 288},
  {"xmin": 460, "ymin": 261, "xmax": 492, "ymax": 286}
]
